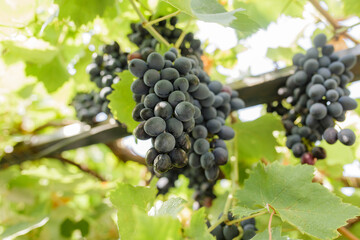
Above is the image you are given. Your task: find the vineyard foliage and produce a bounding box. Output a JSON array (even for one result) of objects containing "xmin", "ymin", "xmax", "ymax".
[{"xmin": 0, "ymin": 0, "xmax": 360, "ymax": 239}]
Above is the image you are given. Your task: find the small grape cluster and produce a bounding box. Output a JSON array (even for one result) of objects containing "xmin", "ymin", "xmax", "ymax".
[
  {"xmin": 128, "ymin": 17, "xmax": 203, "ymax": 62},
  {"xmin": 86, "ymin": 41, "xmax": 128, "ymax": 109},
  {"xmin": 72, "ymin": 91, "xmax": 105, "ymax": 124},
  {"xmin": 208, "ymin": 213, "xmax": 257, "ymax": 240},
  {"xmin": 274, "ymin": 33, "xmax": 358, "ymax": 164}
]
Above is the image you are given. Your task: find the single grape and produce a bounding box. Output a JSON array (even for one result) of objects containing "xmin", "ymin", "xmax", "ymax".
[
  {"xmin": 192, "ymin": 125, "xmax": 208, "ymax": 139},
  {"xmin": 169, "ymin": 148, "xmax": 188, "ymax": 168},
  {"xmin": 140, "ymin": 108, "xmax": 154, "ymax": 120},
  {"xmin": 218, "ymin": 126, "xmax": 235, "ymax": 140},
  {"xmin": 173, "ymin": 77, "xmax": 189, "ymax": 92},
  {"xmin": 202, "ymin": 107, "xmax": 217, "ymax": 121},
  {"xmin": 143, "ymin": 69, "xmax": 161, "ymax": 87},
  {"xmin": 154, "ymin": 132, "xmax": 176, "ymax": 153},
  {"xmin": 213, "ymin": 148, "xmax": 228, "ymax": 165},
  {"xmin": 154, "ymin": 101, "xmax": 173, "ymax": 120},
  {"xmin": 143, "ymin": 93, "xmax": 161, "ymax": 109},
  {"xmin": 322, "ymin": 45, "xmax": 334, "ymax": 56},
  {"xmin": 313, "ymin": 33, "xmax": 327, "ymax": 47},
  {"xmin": 292, "ymin": 142, "xmax": 306, "ymax": 158},
  {"xmin": 193, "ymin": 138, "xmax": 210, "ymax": 155},
  {"xmin": 129, "ymin": 59, "xmax": 148, "ymax": 78},
  {"xmin": 164, "ymin": 51, "xmax": 176, "ymax": 61},
  {"xmin": 186, "ymin": 74, "xmax": 200, "ymax": 92},
  {"xmin": 132, "ymin": 103, "xmax": 145, "ymax": 122},
  {"xmin": 192, "ymin": 83, "xmax": 210, "ymax": 100},
  {"xmin": 144, "ymin": 117, "xmax": 166, "ymax": 136},
  {"xmin": 147, "ymin": 52, "xmax": 165, "ymax": 71},
  {"xmin": 174, "ymin": 102, "xmax": 195, "ymax": 122},
  {"xmin": 166, "ymin": 118, "xmax": 184, "ymax": 138},
  {"xmin": 154, "ymin": 80, "xmax": 173, "ymax": 98},
  {"xmin": 327, "ymin": 102, "xmax": 343, "ymax": 118},
  {"xmin": 131, "ymin": 78, "xmax": 149, "ymax": 95},
  {"xmin": 176, "ymin": 133, "xmax": 192, "ymax": 152},
  {"xmin": 323, "ymin": 127, "xmax": 338, "ymax": 144},
  {"xmin": 329, "ymin": 61, "xmax": 345, "ymax": 75},
  {"xmin": 312, "ymin": 146, "xmax": 327, "ymax": 159},
  {"xmin": 340, "ymin": 54, "xmax": 357, "ymax": 69},
  {"xmin": 161, "ymin": 68, "xmax": 180, "ymax": 81},
  {"xmin": 324, "ymin": 79, "xmax": 337, "ymax": 89},
  {"xmin": 326, "ymin": 89, "xmax": 339, "ymax": 102},
  {"xmin": 183, "ymin": 118, "xmax": 195, "ymax": 133},
  {"xmin": 286, "ymin": 134, "xmax": 301, "ymax": 148},
  {"xmin": 308, "ymin": 84, "xmax": 326, "ymax": 101},
  {"xmin": 189, "ymin": 153, "xmax": 201, "ymax": 168},
  {"xmin": 173, "ymin": 57, "xmax": 192, "ymax": 75},
  {"xmin": 168, "ymin": 91, "xmax": 186, "ymax": 107},
  {"xmin": 205, "ymin": 165, "xmax": 219, "ymax": 181},
  {"xmin": 134, "ymin": 122, "xmax": 151, "ymax": 140},
  {"xmin": 154, "ymin": 154, "xmax": 172, "ymax": 173},
  {"xmin": 206, "ymin": 119, "xmax": 222, "ymax": 134},
  {"xmin": 145, "ymin": 148, "xmax": 158, "ymax": 166},
  {"xmin": 310, "ymin": 103, "xmax": 327, "ymax": 120},
  {"xmin": 339, "ymin": 96, "xmax": 358, "ymax": 110},
  {"xmin": 304, "ymin": 59, "xmax": 319, "ymax": 74},
  {"xmin": 230, "ymin": 98, "xmax": 245, "ymax": 110},
  {"xmin": 200, "ymin": 152, "xmax": 215, "ymax": 169},
  {"xmin": 338, "ymin": 129, "xmax": 356, "ymax": 146}
]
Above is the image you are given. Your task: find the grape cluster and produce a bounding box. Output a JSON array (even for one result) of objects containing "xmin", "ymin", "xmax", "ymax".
[
  {"xmin": 130, "ymin": 49, "xmax": 244, "ymax": 176},
  {"xmin": 86, "ymin": 41, "xmax": 128, "ymax": 110},
  {"xmin": 128, "ymin": 17, "xmax": 203, "ymax": 63},
  {"xmin": 273, "ymin": 33, "xmax": 358, "ymax": 164},
  {"xmin": 72, "ymin": 92, "xmax": 106, "ymax": 124},
  {"xmin": 208, "ymin": 213, "xmax": 257, "ymax": 240}
]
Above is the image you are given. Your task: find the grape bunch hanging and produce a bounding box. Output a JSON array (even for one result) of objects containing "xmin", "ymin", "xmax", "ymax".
[
  {"xmin": 271, "ymin": 33, "xmax": 358, "ymax": 164},
  {"xmin": 72, "ymin": 41, "xmax": 129, "ymax": 124},
  {"xmin": 130, "ymin": 48, "xmax": 244, "ymax": 177}
]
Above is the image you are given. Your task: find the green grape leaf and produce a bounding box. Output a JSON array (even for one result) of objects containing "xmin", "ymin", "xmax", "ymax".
[
  {"xmin": 235, "ymin": 162, "xmax": 360, "ymax": 239},
  {"xmin": 55, "ymin": 0, "xmax": 116, "ymax": 26},
  {"xmin": 252, "ymin": 227, "xmax": 290, "ymax": 240},
  {"xmin": 234, "ymin": 0, "xmax": 305, "ymax": 29},
  {"xmin": 109, "ymin": 183, "xmax": 156, "ymax": 239},
  {"xmin": 163, "ymin": 0, "xmax": 260, "ymax": 34},
  {"xmin": 343, "ymin": 0, "xmax": 360, "ymax": 16},
  {"xmin": 25, "ymin": 55, "xmax": 69, "ymax": 93},
  {"xmin": 185, "ymin": 208, "xmax": 215, "ymax": 240},
  {"xmin": 154, "ymin": 197, "xmax": 186, "ymax": 217},
  {"xmin": 2, "ymin": 39, "xmax": 58, "ymax": 65},
  {"xmin": 108, "ymin": 70, "xmax": 138, "ymax": 132},
  {"xmin": 232, "ymin": 114, "xmax": 284, "ymax": 163},
  {"xmin": 134, "ymin": 210, "xmax": 182, "ymax": 240}
]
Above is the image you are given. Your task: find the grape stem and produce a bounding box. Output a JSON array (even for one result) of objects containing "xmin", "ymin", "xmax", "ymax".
[
  {"xmin": 338, "ymin": 227, "xmax": 360, "ymax": 240},
  {"xmin": 144, "ymin": 10, "xmax": 181, "ymax": 27},
  {"xmin": 225, "ymin": 209, "xmax": 268, "ymax": 225},
  {"xmin": 128, "ymin": 0, "xmax": 171, "ymax": 47},
  {"xmin": 174, "ymin": 19, "xmax": 193, "ymax": 49},
  {"xmin": 308, "ymin": 0, "xmax": 359, "ymax": 44},
  {"xmin": 267, "ymin": 205, "xmax": 276, "ymax": 240}
]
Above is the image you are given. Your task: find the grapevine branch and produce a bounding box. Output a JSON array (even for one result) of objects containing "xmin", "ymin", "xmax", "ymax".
[
  {"xmin": 52, "ymin": 155, "xmax": 106, "ymax": 182},
  {"xmin": 129, "ymin": 0, "xmax": 171, "ymax": 47},
  {"xmin": 338, "ymin": 227, "xmax": 360, "ymax": 240},
  {"xmin": 308, "ymin": 0, "xmax": 359, "ymax": 44},
  {"xmin": 225, "ymin": 209, "xmax": 268, "ymax": 226},
  {"xmin": 174, "ymin": 19, "xmax": 192, "ymax": 49}
]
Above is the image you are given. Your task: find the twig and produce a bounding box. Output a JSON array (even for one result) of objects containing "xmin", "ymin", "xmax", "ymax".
[
  {"xmin": 338, "ymin": 227, "xmax": 360, "ymax": 240},
  {"xmin": 144, "ymin": 10, "xmax": 181, "ymax": 27},
  {"xmin": 52, "ymin": 155, "xmax": 106, "ymax": 182},
  {"xmin": 267, "ymin": 205, "xmax": 276, "ymax": 240},
  {"xmin": 308, "ymin": 0, "xmax": 359, "ymax": 44},
  {"xmin": 226, "ymin": 209, "xmax": 268, "ymax": 225}
]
